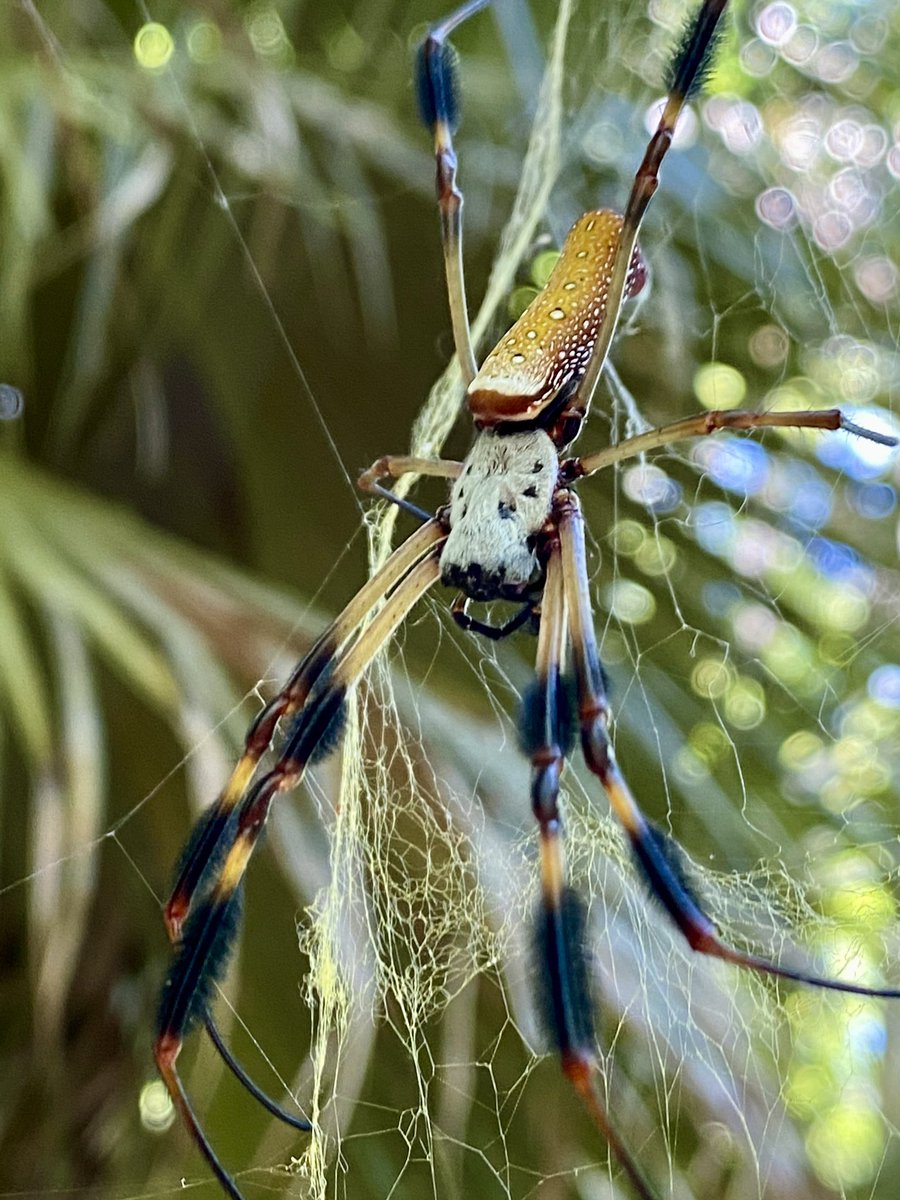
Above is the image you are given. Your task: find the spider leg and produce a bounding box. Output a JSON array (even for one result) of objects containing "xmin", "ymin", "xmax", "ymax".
[
  {"xmin": 570, "ymin": 0, "xmax": 729, "ymax": 420},
  {"xmin": 358, "ymin": 454, "xmax": 463, "ymax": 496},
  {"xmin": 524, "ymin": 545, "xmax": 658, "ymax": 1200},
  {"xmin": 564, "ymin": 406, "xmax": 898, "ymax": 481},
  {"xmin": 156, "ymin": 536, "xmax": 446, "ymax": 1198},
  {"xmin": 164, "ymin": 522, "xmax": 445, "ymax": 1099},
  {"xmin": 416, "ymin": 0, "xmax": 491, "ymax": 384},
  {"xmin": 358, "ymin": 455, "xmax": 463, "ymax": 525},
  {"xmin": 555, "ymin": 490, "xmax": 900, "ymax": 999},
  {"xmin": 364, "ymin": 482, "xmax": 434, "ymax": 523},
  {"xmin": 203, "ymin": 1017, "xmax": 312, "ymax": 1132},
  {"xmin": 165, "ymin": 517, "xmax": 446, "ymax": 939},
  {"xmin": 451, "ymin": 592, "xmax": 537, "ymax": 640}
]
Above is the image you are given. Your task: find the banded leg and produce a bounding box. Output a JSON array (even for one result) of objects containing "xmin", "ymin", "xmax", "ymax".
[
  {"xmin": 164, "ymin": 521, "xmax": 444, "ymax": 1125},
  {"xmin": 165, "ymin": 518, "xmax": 446, "ymax": 939},
  {"xmin": 524, "ymin": 548, "xmax": 657, "ymax": 1200},
  {"xmin": 556, "ymin": 490, "xmax": 900, "ymax": 999},
  {"xmin": 156, "ymin": 542, "xmax": 445, "ymax": 1200},
  {"xmin": 573, "ymin": 0, "xmax": 730, "ymax": 415},
  {"xmin": 565, "ymin": 406, "xmax": 898, "ymax": 481},
  {"xmin": 415, "ymin": 0, "xmax": 490, "ymax": 384}
]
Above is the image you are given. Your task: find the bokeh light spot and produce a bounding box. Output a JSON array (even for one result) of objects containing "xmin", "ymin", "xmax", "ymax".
[
  {"xmin": 748, "ymin": 324, "xmax": 789, "ymax": 368},
  {"xmin": 724, "ymin": 676, "xmax": 766, "ymax": 728},
  {"xmin": 825, "ymin": 118, "xmax": 863, "ymax": 162},
  {"xmin": 756, "ymin": 2, "xmax": 797, "ymax": 46},
  {"xmin": 740, "ymin": 38, "xmax": 777, "ymax": 77},
  {"xmin": 756, "ymin": 186, "xmax": 797, "ymax": 229},
  {"xmin": 508, "ymin": 285, "xmax": 539, "ymax": 320},
  {"xmin": 134, "ymin": 22, "xmax": 174, "ymax": 70},
  {"xmin": 868, "ymin": 665, "xmax": 900, "ymax": 709},
  {"xmin": 812, "ymin": 210, "xmax": 852, "ymax": 251},
  {"xmin": 245, "ymin": 4, "xmax": 293, "ymax": 63},
  {"xmin": 0, "ymin": 384, "xmax": 24, "ymax": 419},
  {"xmin": 634, "ymin": 534, "xmax": 677, "ymax": 576},
  {"xmin": 609, "ymin": 520, "xmax": 643, "ymax": 556},
  {"xmin": 606, "ymin": 579, "xmax": 656, "ymax": 625},
  {"xmin": 694, "ymin": 361, "xmax": 747, "ymax": 409},
  {"xmin": 813, "ymin": 40, "xmax": 858, "ymax": 85},
  {"xmin": 854, "ymin": 256, "xmax": 898, "ymax": 303},
  {"xmin": 849, "ymin": 481, "xmax": 895, "ymax": 520},
  {"xmin": 693, "ymin": 501, "xmax": 736, "ymax": 555},
  {"xmin": 139, "ymin": 1080, "xmax": 175, "ymax": 1133},
  {"xmin": 623, "ymin": 464, "xmax": 682, "ymax": 512},
  {"xmin": 850, "ymin": 14, "xmax": 888, "ymax": 56},
  {"xmin": 186, "ymin": 21, "xmax": 222, "ymax": 64},
  {"xmin": 719, "ymin": 100, "xmax": 763, "ymax": 154},
  {"xmin": 779, "ymin": 729, "xmax": 824, "ymax": 769},
  {"xmin": 694, "ymin": 439, "xmax": 769, "ymax": 496},
  {"xmin": 689, "ymin": 722, "xmax": 732, "ymax": 765},
  {"xmin": 327, "ymin": 25, "xmax": 366, "ymax": 73},
  {"xmin": 610, "ymin": 519, "xmax": 646, "ymax": 557},
  {"xmin": 857, "ymin": 124, "xmax": 888, "ymax": 167},
  {"xmin": 783, "ymin": 23, "xmax": 818, "ymax": 66},
  {"xmin": 691, "ymin": 657, "xmax": 735, "ymax": 700},
  {"xmin": 806, "ymin": 1105, "xmax": 884, "ymax": 1191},
  {"xmin": 531, "ymin": 250, "xmax": 561, "ymax": 288}
]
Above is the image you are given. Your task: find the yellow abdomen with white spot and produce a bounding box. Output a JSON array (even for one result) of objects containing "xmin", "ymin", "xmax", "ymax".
[{"xmin": 467, "ymin": 210, "xmax": 646, "ymax": 426}]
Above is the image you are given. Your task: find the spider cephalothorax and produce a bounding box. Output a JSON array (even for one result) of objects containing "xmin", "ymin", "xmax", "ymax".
[{"xmin": 154, "ymin": 3, "xmax": 899, "ymax": 1199}]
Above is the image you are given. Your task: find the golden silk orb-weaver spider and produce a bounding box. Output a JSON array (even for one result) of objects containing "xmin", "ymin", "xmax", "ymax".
[{"xmin": 154, "ymin": 2, "xmax": 900, "ymax": 1198}]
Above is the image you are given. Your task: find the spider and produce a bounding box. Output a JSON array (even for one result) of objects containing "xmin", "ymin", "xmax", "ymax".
[{"xmin": 154, "ymin": 2, "xmax": 900, "ymax": 1198}]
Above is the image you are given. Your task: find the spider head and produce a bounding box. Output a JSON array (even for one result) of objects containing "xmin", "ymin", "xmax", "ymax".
[{"xmin": 440, "ymin": 429, "xmax": 557, "ymax": 601}]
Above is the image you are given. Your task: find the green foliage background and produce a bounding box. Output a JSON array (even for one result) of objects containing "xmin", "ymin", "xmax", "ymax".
[{"xmin": 1, "ymin": 2, "xmax": 900, "ymax": 1199}]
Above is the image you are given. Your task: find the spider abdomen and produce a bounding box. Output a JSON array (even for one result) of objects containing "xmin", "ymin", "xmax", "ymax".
[
  {"xmin": 467, "ymin": 210, "xmax": 647, "ymax": 426},
  {"xmin": 441, "ymin": 429, "xmax": 556, "ymax": 601}
]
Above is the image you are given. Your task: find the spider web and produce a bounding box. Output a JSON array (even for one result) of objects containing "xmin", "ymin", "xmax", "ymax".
[{"xmin": 3, "ymin": 2, "xmax": 900, "ymax": 1200}]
